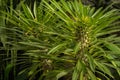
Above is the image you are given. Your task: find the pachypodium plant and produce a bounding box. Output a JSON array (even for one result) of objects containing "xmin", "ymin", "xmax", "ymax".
[
  {"xmin": 1, "ymin": 0, "xmax": 120, "ymax": 80},
  {"xmin": 43, "ymin": 0, "xmax": 120, "ymax": 80}
]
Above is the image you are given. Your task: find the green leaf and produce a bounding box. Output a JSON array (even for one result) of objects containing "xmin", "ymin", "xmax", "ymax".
[
  {"xmin": 22, "ymin": 4, "xmax": 34, "ymax": 19},
  {"xmin": 72, "ymin": 68, "xmax": 79, "ymax": 80},
  {"xmin": 106, "ymin": 54, "xmax": 120, "ymax": 75},
  {"xmin": 56, "ymin": 71, "xmax": 68, "ymax": 80},
  {"xmin": 61, "ymin": 0, "xmax": 74, "ymax": 17},
  {"xmin": 96, "ymin": 71, "xmax": 110, "ymax": 80},
  {"xmin": 19, "ymin": 42, "xmax": 46, "ymax": 49},
  {"xmin": 72, "ymin": 60, "xmax": 85, "ymax": 80},
  {"xmin": 16, "ymin": 69, "xmax": 29, "ymax": 80},
  {"xmin": 87, "ymin": 54, "xmax": 95, "ymax": 72},
  {"xmin": 33, "ymin": 1, "xmax": 37, "ymax": 19},
  {"xmin": 28, "ymin": 64, "xmax": 39, "ymax": 76},
  {"xmin": 105, "ymin": 42, "xmax": 120, "ymax": 54},
  {"xmin": 95, "ymin": 61, "xmax": 113, "ymax": 78},
  {"xmin": 80, "ymin": 71, "xmax": 84, "ymax": 80},
  {"xmin": 44, "ymin": 70, "xmax": 60, "ymax": 80},
  {"xmin": 48, "ymin": 43, "xmax": 67, "ymax": 54},
  {"xmin": 74, "ymin": 42, "xmax": 81, "ymax": 54},
  {"xmin": 50, "ymin": 0, "xmax": 70, "ymax": 20},
  {"xmin": 92, "ymin": 7, "xmax": 102, "ymax": 18},
  {"xmin": 87, "ymin": 68, "xmax": 97, "ymax": 80},
  {"xmin": 5, "ymin": 64, "xmax": 13, "ymax": 80}
]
